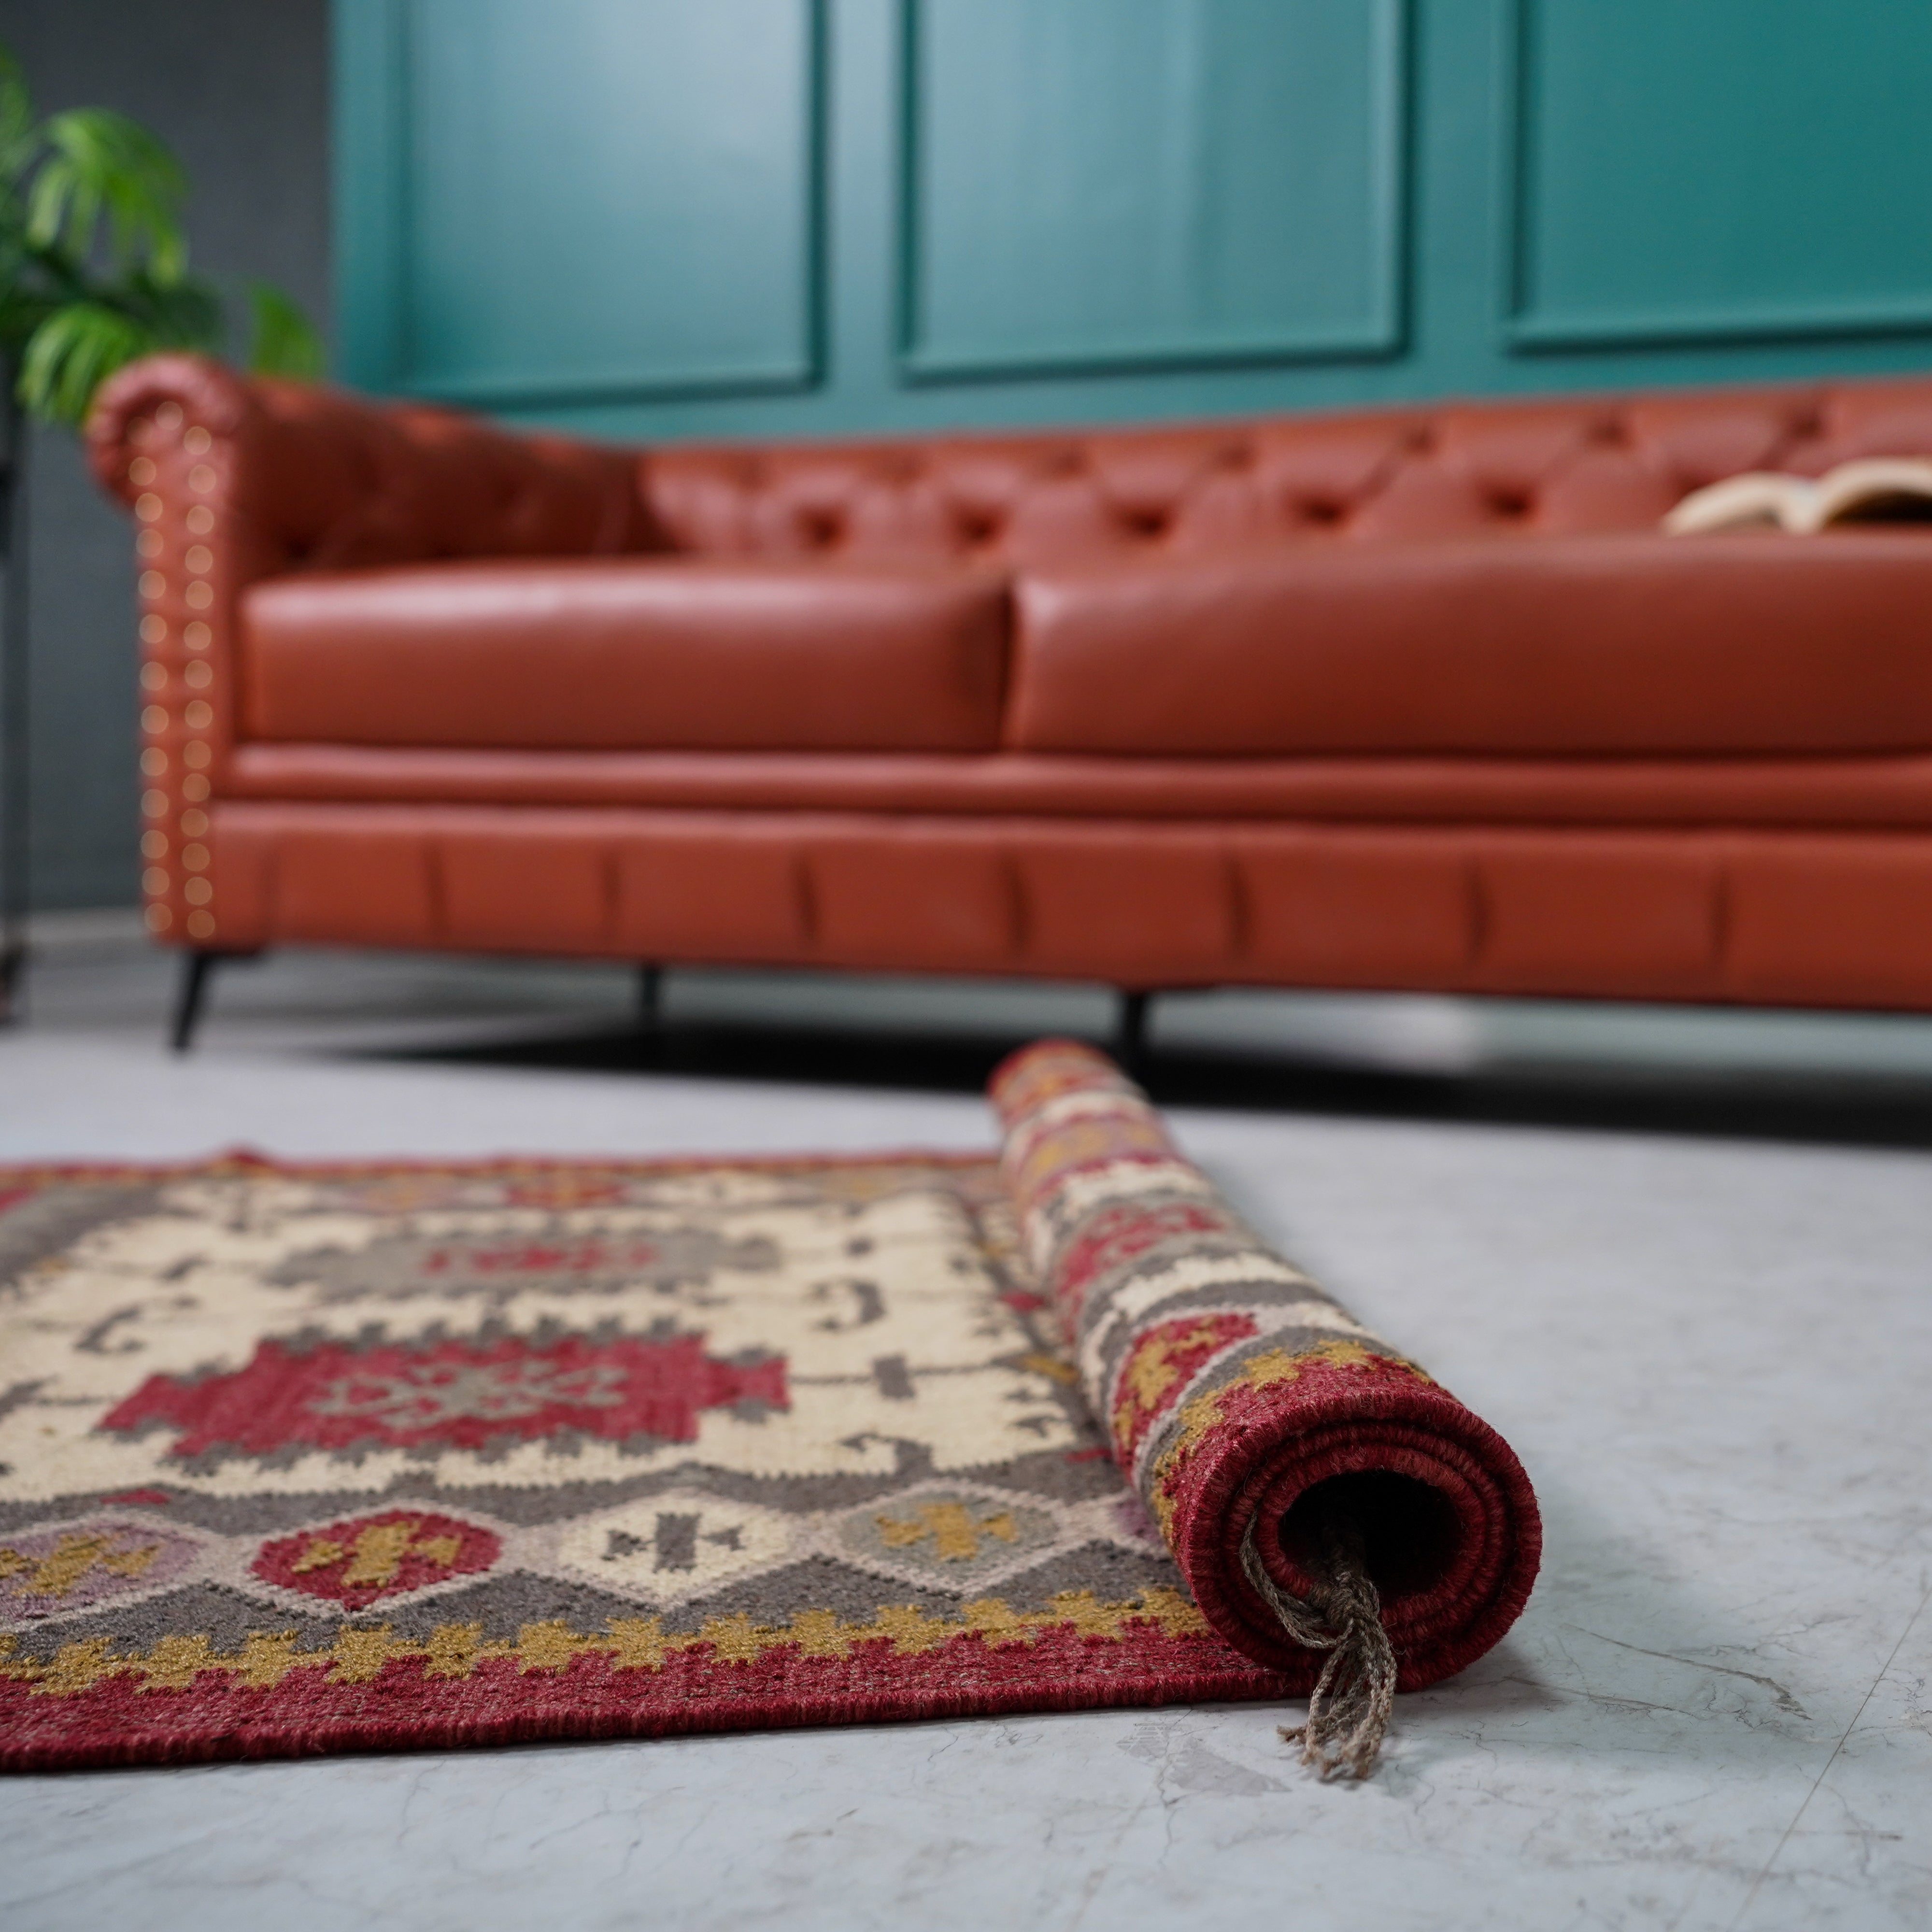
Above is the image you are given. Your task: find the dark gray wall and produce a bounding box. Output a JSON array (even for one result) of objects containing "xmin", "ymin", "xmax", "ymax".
[{"xmin": 0, "ymin": 0, "xmax": 328, "ymax": 909}]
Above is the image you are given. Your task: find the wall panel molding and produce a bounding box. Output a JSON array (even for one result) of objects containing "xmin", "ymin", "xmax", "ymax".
[
  {"xmin": 896, "ymin": 0, "xmax": 1410, "ymax": 384},
  {"xmin": 334, "ymin": 0, "xmax": 1932, "ymax": 446},
  {"xmin": 1504, "ymin": 0, "xmax": 1932, "ymax": 353},
  {"xmin": 337, "ymin": 0, "xmax": 826, "ymax": 408}
]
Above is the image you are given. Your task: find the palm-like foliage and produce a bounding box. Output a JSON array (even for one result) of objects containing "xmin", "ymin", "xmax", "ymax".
[{"xmin": 0, "ymin": 42, "xmax": 321, "ymax": 427}]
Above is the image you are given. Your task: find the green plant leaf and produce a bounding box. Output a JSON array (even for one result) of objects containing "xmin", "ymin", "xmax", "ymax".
[
  {"xmin": 0, "ymin": 284, "xmax": 59, "ymax": 354},
  {"xmin": 117, "ymin": 267, "xmax": 224, "ymax": 349},
  {"xmin": 27, "ymin": 108, "xmax": 187, "ymax": 284},
  {"xmin": 0, "ymin": 42, "xmax": 37, "ymax": 185},
  {"xmin": 0, "ymin": 44, "xmax": 320, "ymax": 429},
  {"xmin": 0, "ymin": 231, "xmax": 40, "ymax": 344},
  {"xmin": 246, "ymin": 280, "xmax": 323, "ymax": 380},
  {"xmin": 17, "ymin": 299, "xmax": 154, "ymax": 426}
]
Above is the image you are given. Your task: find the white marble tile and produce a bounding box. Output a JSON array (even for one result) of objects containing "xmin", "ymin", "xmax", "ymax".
[
  {"xmin": 1733, "ymin": 1585, "xmax": 1932, "ymax": 1932},
  {"xmin": 3, "ymin": 947, "xmax": 1931, "ymax": 1930}
]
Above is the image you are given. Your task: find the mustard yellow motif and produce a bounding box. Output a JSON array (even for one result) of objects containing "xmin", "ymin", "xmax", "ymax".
[
  {"xmin": 1114, "ymin": 1318, "xmax": 1239, "ymax": 1441},
  {"xmin": 0, "ymin": 1533, "xmax": 161, "ymax": 1600},
  {"xmin": 1149, "ymin": 1338, "xmax": 1428, "ymax": 1534},
  {"xmin": 0, "ymin": 1589, "xmax": 1212, "ymax": 1697},
  {"xmin": 874, "ymin": 1501, "xmax": 1019, "ymax": 1562},
  {"xmin": 289, "ymin": 1519, "xmax": 463, "ymax": 1587},
  {"xmin": 1016, "ymin": 1350, "xmax": 1079, "ymax": 1385}
]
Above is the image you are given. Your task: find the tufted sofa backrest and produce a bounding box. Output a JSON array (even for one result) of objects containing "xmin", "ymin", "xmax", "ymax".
[
  {"xmin": 89, "ymin": 355, "xmax": 1932, "ymax": 583},
  {"xmin": 640, "ymin": 378, "xmax": 1932, "ymax": 567}
]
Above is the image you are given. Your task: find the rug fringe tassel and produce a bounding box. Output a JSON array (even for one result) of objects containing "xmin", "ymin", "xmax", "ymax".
[{"xmin": 1239, "ymin": 1512, "xmax": 1397, "ymax": 1781}]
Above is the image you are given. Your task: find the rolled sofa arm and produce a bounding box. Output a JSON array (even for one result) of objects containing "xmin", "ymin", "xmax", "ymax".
[{"xmin": 85, "ymin": 353, "xmax": 654, "ymax": 945}]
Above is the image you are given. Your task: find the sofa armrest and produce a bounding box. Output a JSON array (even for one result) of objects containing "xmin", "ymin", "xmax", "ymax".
[
  {"xmin": 87, "ymin": 354, "xmax": 655, "ymax": 576},
  {"xmin": 85, "ymin": 353, "xmax": 655, "ymax": 944}
]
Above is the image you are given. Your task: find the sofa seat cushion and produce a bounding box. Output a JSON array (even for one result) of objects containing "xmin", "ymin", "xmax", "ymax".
[
  {"xmin": 1010, "ymin": 532, "xmax": 1932, "ymax": 756},
  {"xmin": 241, "ymin": 558, "xmax": 1010, "ymax": 752}
]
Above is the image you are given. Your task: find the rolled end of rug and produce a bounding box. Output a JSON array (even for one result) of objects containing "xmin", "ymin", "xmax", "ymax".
[
  {"xmin": 1170, "ymin": 1334, "xmax": 1540, "ymax": 1691},
  {"xmin": 990, "ymin": 1039, "xmax": 1541, "ymax": 1703}
]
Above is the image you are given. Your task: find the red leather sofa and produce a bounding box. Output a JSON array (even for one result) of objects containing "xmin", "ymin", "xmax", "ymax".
[{"xmin": 89, "ymin": 355, "xmax": 1932, "ymax": 1047}]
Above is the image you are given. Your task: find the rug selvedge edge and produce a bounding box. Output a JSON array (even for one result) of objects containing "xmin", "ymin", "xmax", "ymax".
[{"xmin": 0, "ymin": 1590, "xmax": 1292, "ymax": 1772}]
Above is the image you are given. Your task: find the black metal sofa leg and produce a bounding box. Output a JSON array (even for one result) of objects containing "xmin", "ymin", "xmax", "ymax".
[
  {"xmin": 1117, "ymin": 989, "xmax": 1153, "ymax": 1072},
  {"xmin": 170, "ymin": 950, "xmax": 226, "ymax": 1053},
  {"xmin": 636, "ymin": 963, "xmax": 662, "ymax": 1032},
  {"xmin": 0, "ymin": 935, "xmax": 23, "ymax": 1026}
]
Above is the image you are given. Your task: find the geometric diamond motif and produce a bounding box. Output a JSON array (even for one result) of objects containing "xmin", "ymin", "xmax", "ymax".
[
  {"xmin": 251, "ymin": 1508, "xmax": 500, "ymax": 1611},
  {"xmin": 0, "ymin": 1512, "xmax": 207, "ymax": 1626},
  {"xmin": 101, "ymin": 1330, "xmax": 787, "ymax": 1463},
  {"xmin": 826, "ymin": 1479, "xmax": 1069, "ymax": 1593},
  {"xmin": 552, "ymin": 1489, "xmax": 799, "ymax": 1607}
]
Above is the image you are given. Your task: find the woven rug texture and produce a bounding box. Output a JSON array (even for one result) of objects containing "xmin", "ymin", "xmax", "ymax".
[{"xmin": 0, "ymin": 1042, "xmax": 1537, "ymax": 1770}]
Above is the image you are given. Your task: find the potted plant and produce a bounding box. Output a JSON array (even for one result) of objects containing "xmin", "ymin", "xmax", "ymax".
[{"xmin": 0, "ymin": 41, "xmax": 320, "ymax": 1019}]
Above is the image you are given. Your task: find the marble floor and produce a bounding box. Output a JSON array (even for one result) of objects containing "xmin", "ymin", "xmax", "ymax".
[{"xmin": 3, "ymin": 922, "xmax": 1931, "ymax": 1931}]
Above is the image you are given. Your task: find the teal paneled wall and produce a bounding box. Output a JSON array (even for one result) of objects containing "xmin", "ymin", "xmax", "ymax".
[
  {"xmin": 339, "ymin": 0, "xmax": 824, "ymax": 405},
  {"xmin": 902, "ymin": 0, "xmax": 1405, "ymax": 378},
  {"xmin": 335, "ymin": 0, "xmax": 1932, "ymax": 445},
  {"xmin": 401, "ymin": 0, "xmax": 822, "ymax": 404},
  {"xmin": 1507, "ymin": 1, "xmax": 1932, "ymax": 349}
]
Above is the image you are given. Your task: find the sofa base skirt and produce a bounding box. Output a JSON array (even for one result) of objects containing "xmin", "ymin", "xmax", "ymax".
[{"xmin": 175, "ymin": 800, "xmax": 1932, "ymax": 1011}]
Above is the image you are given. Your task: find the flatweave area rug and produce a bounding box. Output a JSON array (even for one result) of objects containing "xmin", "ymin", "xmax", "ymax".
[{"xmin": 0, "ymin": 1042, "xmax": 1539, "ymax": 1773}]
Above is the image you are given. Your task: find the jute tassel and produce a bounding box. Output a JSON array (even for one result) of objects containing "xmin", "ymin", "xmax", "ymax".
[{"xmin": 1239, "ymin": 1512, "xmax": 1398, "ymax": 1781}]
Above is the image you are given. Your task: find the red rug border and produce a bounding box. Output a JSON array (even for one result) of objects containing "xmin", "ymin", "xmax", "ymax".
[
  {"xmin": 1, "ymin": 1627, "xmax": 1291, "ymax": 1774},
  {"xmin": 0, "ymin": 1146, "xmax": 1000, "ymax": 1188}
]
